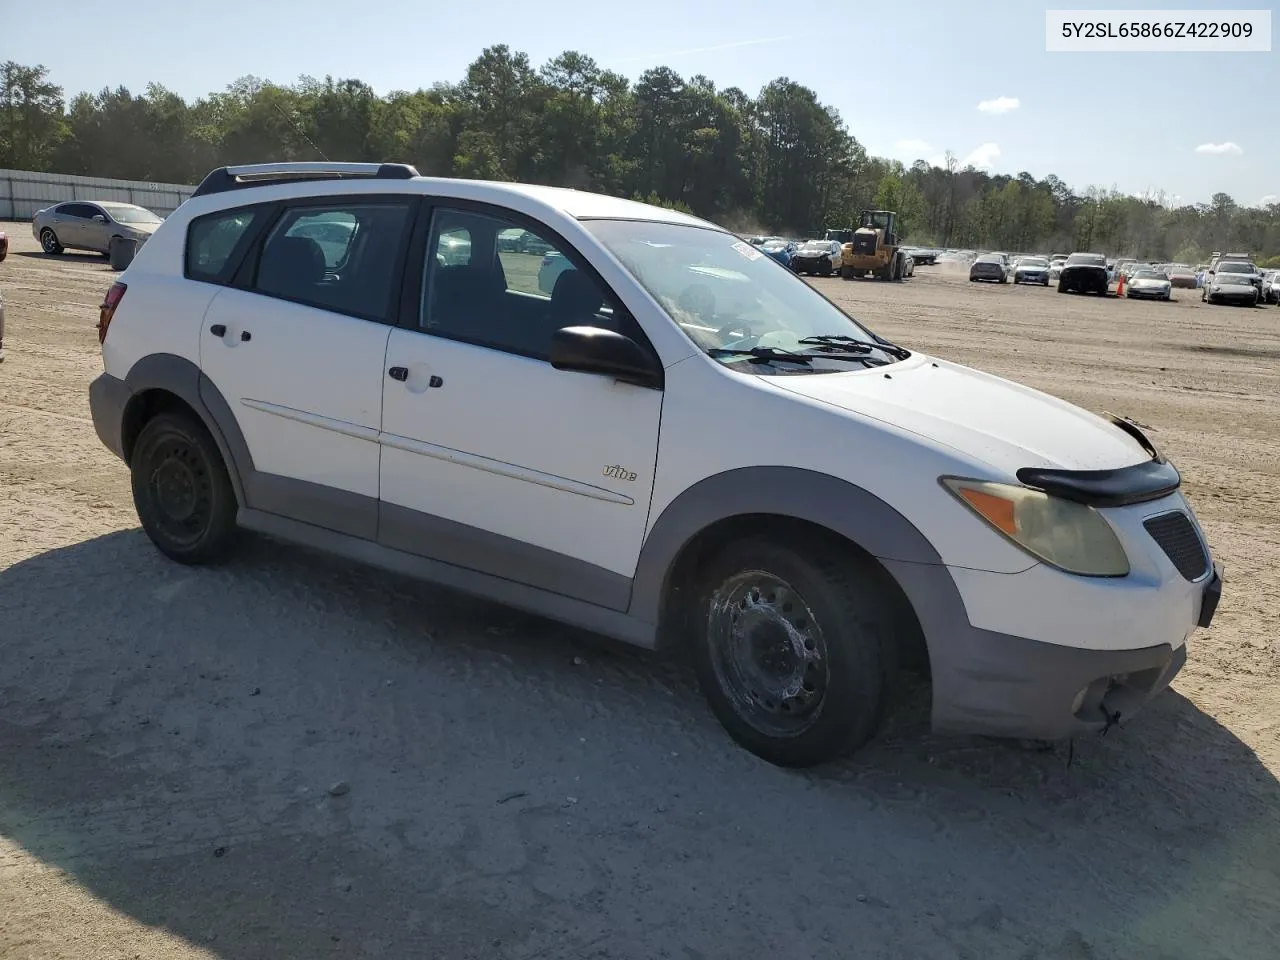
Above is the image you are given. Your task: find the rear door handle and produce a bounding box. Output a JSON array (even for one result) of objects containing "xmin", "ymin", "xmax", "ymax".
[
  {"xmin": 209, "ymin": 324, "xmax": 226, "ymax": 337},
  {"xmin": 388, "ymin": 366, "xmax": 409, "ymax": 381}
]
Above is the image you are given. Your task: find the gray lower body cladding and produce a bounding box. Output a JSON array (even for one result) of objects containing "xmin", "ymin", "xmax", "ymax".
[{"xmin": 88, "ymin": 367, "xmax": 1188, "ymax": 742}]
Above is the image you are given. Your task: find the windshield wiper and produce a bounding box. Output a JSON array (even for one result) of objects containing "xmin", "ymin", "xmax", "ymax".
[
  {"xmin": 707, "ymin": 346, "xmax": 814, "ymax": 364},
  {"xmin": 797, "ymin": 334, "xmax": 912, "ymax": 360},
  {"xmin": 707, "ymin": 346, "xmax": 882, "ymax": 366}
]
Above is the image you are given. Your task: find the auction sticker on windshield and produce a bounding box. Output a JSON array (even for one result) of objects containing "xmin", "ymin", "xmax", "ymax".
[{"xmin": 732, "ymin": 241, "xmax": 764, "ymax": 261}]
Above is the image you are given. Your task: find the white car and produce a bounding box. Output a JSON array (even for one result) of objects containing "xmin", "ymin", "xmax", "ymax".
[
  {"xmin": 87, "ymin": 161, "xmax": 1222, "ymax": 768},
  {"xmin": 1125, "ymin": 268, "xmax": 1173, "ymax": 301},
  {"xmin": 537, "ymin": 250, "xmax": 574, "ymax": 293}
]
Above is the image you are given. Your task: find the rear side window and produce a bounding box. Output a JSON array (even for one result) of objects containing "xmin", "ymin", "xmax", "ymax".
[
  {"xmin": 252, "ymin": 202, "xmax": 412, "ymax": 322},
  {"xmin": 187, "ymin": 208, "xmax": 262, "ymax": 283}
]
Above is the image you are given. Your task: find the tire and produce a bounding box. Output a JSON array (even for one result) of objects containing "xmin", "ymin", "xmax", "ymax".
[
  {"xmin": 130, "ymin": 411, "xmax": 239, "ymax": 565},
  {"xmin": 40, "ymin": 228, "xmax": 64, "ymax": 255},
  {"xmin": 690, "ymin": 536, "xmax": 892, "ymax": 768},
  {"xmin": 841, "ymin": 266, "xmax": 854, "ymax": 280}
]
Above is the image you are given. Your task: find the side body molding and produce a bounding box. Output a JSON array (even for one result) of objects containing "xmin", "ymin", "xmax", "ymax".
[
  {"xmin": 627, "ymin": 466, "xmax": 946, "ymax": 627},
  {"xmin": 123, "ymin": 353, "xmax": 255, "ymax": 506}
]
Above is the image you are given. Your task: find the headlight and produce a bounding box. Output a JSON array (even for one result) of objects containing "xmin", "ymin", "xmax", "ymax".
[{"xmin": 941, "ymin": 478, "xmax": 1130, "ymax": 576}]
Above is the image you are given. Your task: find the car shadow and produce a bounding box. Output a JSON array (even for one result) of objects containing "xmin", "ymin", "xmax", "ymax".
[
  {"xmin": 1, "ymin": 530, "xmax": 1276, "ymax": 959},
  {"xmin": 15, "ymin": 249, "xmax": 111, "ymax": 265}
]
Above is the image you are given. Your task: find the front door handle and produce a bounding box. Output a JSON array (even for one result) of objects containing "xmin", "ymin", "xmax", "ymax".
[
  {"xmin": 388, "ymin": 366, "xmax": 409, "ymax": 381},
  {"xmin": 209, "ymin": 324, "xmax": 226, "ymax": 337}
]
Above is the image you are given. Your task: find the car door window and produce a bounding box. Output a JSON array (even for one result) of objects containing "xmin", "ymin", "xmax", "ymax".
[
  {"xmin": 59, "ymin": 203, "xmax": 91, "ymax": 219},
  {"xmin": 186, "ymin": 206, "xmax": 264, "ymax": 283},
  {"xmin": 252, "ymin": 201, "xmax": 411, "ymax": 323},
  {"xmin": 420, "ymin": 208, "xmax": 637, "ymax": 361}
]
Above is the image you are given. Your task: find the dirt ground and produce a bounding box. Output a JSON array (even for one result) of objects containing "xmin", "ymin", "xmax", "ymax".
[{"xmin": 2, "ymin": 222, "xmax": 1278, "ymax": 960}]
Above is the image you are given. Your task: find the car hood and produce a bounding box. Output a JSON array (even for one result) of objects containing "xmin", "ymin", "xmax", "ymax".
[
  {"xmin": 764, "ymin": 354, "xmax": 1151, "ymax": 475},
  {"xmin": 122, "ymin": 221, "xmax": 162, "ymax": 236}
]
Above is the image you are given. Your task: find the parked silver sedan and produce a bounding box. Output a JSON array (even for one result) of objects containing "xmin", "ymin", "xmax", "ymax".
[{"xmin": 33, "ymin": 201, "xmax": 164, "ymax": 256}]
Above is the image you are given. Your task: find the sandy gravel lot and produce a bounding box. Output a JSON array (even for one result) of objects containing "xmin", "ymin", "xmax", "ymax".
[{"xmin": 2, "ymin": 223, "xmax": 1278, "ymax": 960}]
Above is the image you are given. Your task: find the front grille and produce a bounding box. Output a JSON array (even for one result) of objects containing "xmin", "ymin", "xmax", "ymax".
[{"xmin": 1143, "ymin": 511, "xmax": 1209, "ymax": 581}]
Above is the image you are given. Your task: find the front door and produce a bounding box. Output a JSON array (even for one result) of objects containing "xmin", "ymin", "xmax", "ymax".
[
  {"xmin": 198, "ymin": 197, "xmax": 415, "ymax": 539},
  {"xmin": 378, "ymin": 206, "xmax": 664, "ymax": 608}
]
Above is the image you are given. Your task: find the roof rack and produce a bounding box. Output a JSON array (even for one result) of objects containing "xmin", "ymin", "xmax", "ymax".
[{"xmin": 190, "ymin": 162, "xmax": 420, "ymax": 198}]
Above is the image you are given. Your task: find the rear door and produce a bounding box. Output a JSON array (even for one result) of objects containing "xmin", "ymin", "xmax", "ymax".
[
  {"xmin": 198, "ymin": 195, "xmax": 417, "ymax": 539},
  {"xmin": 54, "ymin": 203, "xmax": 93, "ymax": 248}
]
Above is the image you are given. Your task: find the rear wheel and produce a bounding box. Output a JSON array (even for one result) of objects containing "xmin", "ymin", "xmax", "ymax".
[
  {"xmin": 39, "ymin": 228, "xmax": 63, "ymax": 255},
  {"xmin": 130, "ymin": 412, "xmax": 239, "ymax": 565},
  {"xmin": 691, "ymin": 537, "xmax": 893, "ymax": 768}
]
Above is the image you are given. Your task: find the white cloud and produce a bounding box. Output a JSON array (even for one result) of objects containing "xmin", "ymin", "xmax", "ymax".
[
  {"xmin": 977, "ymin": 96, "xmax": 1020, "ymax": 114},
  {"xmin": 1261, "ymin": 194, "xmax": 1277, "ymax": 205},
  {"xmin": 1195, "ymin": 142, "xmax": 1242, "ymax": 155},
  {"xmin": 959, "ymin": 142, "xmax": 1001, "ymax": 170},
  {"xmin": 893, "ymin": 139, "xmax": 934, "ymax": 157}
]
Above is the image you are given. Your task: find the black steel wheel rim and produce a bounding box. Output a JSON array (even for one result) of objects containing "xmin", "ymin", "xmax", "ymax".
[
  {"xmin": 146, "ymin": 436, "xmax": 213, "ymax": 546},
  {"xmin": 707, "ymin": 570, "xmax": 830, "ymax": 738},
  {"xmin": 41, "ymin": 230, "xmax": 58, "ymax": 253}
]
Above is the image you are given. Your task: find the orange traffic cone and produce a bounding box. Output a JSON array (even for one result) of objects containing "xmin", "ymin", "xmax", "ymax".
[{"xmin": 1117, "ymin": 271, "xmax": 1125, "ymax": 297}]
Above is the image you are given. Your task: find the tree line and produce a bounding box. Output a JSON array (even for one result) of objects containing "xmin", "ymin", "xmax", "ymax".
[{"xmin": 2, "ymin": 53, "xmax": 1277, "ymax": 265}]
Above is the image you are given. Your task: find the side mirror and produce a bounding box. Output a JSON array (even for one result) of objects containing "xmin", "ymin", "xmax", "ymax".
[
  {"xmin": 93, "ymin": 215, "xmax": 107, "ymax": 223},
  {"xmin": 550, "ymin": 326, "xmax": 662, "ymax": 389}
]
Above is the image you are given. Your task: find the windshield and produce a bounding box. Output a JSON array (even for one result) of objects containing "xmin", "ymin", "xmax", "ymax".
[
  {"xmin": 1066, "ymin": 253, "xmax": 1105, "ymax": 266},
  {"xmin": 1216, "ymin": 261, "xmax": 1253, "ymax": 273},
  {"xmin": 800, "ymin": 241, "xmax": 829, "ymax": 251},
  {"xmin": 103, "ymin": 204, "xmax": 162, "ymax": 224},
  {"xmin": 583, "ymin": 219, "xmax": 897, "ymax": 370},
  {"xmin": 1133, "ymin": 270, "xmax": 1163, "ymax": 279},
  {"xmin": 762, "ymin": 240, "xmax": 789, "ymax": 251},
  {"xmin": 1020, "ymin": 257, "xmax": 1049, "ymax": 267}
]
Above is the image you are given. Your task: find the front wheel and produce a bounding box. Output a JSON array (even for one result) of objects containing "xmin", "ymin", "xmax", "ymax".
[
  {"xmin": 691, "ymin": 537, "xmax": 892, "ymax": 768},
  {"xmin": 131, "ymin": 412, "xmax": 240, "ymax": 565},
  {"xmin": 40, "ymin": 228, "xmax": 64, "ymax": 255}
]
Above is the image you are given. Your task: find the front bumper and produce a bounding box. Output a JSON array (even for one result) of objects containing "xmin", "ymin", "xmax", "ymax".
[
  {"xmin": 1015, "ymin": 272, "xmax": 1048, "ymax": 283},
  {"xmin": 89, "ymin": 372, "xmax": 132, "ymax": 462},
  {"xmin": 1209, "ymin": 289, "xmax": 1257, "ymax": 302},
  {"xmin": 882, "ymin": 494, "xmax": 1221, "ymax": 740},
  {"xmin": 1127, "ymin": 287, "xmax": 1171, "ymax": 299}
]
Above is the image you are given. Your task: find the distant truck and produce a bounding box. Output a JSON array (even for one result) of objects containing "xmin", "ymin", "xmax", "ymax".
[{"xmin": 835, "ymin": 210, "xmax": 909, "ymax": 281}]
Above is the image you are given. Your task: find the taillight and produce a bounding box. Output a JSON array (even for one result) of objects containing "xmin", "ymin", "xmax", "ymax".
[{"xmin": 99, "ymin": 281, "xmax": 127, "ymax": 344}]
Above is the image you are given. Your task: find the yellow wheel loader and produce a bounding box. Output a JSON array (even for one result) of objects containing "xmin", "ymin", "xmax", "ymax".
[{"xmin": 833, "ymin": 210, "xmax": 906, "ymax": 281}]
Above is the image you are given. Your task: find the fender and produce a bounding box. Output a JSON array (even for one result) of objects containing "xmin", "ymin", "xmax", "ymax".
[
  {"xmin": 627, "ymin": 465, "xmax": 945, "ymax": 626},
  {"xmin": 122, "ymin": 353, "xmax": 255, "ymax": 506}
]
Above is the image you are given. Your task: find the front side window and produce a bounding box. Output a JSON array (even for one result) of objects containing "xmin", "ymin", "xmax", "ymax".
[
  {"xmin": 420, "ymin": 208, "xmax": 633, "ymax": 360},
  {"xmin": 253, "ymin": 202, "xmax": 411, "ymax": 321},
  {"xmin": 583, "ymin": 218, "xmax": 905, "ymax": 374}
]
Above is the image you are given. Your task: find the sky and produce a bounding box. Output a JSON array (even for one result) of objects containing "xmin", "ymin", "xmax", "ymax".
[{"xmin": 2, "ymin": 0, "xmax": 1276, "ymax": 206}]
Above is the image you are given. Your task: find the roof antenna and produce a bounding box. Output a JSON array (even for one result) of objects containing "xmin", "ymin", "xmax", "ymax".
[{"xmin": 271, "ymin": 100, "xmax": 331, "ymax": 162}]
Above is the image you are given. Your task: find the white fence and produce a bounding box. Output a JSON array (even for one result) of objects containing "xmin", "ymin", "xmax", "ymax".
[{"xmin": 0, "ymin": 169, "xmax": 196, "ymax": 220}]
